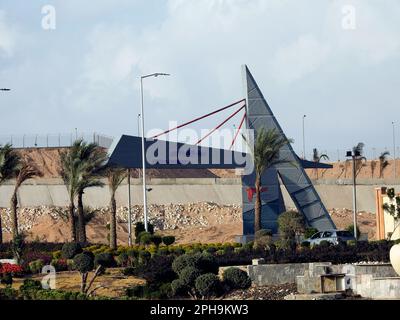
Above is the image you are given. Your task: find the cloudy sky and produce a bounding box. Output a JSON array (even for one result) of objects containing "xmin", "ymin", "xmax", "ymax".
[{"xmin": 0, "ymin": 0, "xmax": 399, "ymax": 158}]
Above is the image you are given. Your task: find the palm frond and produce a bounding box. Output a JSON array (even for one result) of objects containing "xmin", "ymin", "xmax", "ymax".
[{"xmin": 0, "ymin": 144, "xmax": 21, "ymax": 183}]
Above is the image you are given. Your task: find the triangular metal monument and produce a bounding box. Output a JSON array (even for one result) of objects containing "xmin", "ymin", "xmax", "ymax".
[{"xmin": 241, "ymin": 65, "xmax": 335, "ymax": 234}]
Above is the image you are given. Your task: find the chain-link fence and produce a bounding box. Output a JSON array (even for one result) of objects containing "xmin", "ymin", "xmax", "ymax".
[{"xmin": 0, "ymin": 133, "xmax": 114, "ymax": 149}]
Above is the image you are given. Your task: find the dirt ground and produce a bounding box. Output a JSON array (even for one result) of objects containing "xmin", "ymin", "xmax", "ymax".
[
  {"xmin": 2, "ymin": 207, "xmax": 377, "ymax": 244},
  {"xmin": 3, "ymin": 268, "xmax": 145, "ymax": 298}
]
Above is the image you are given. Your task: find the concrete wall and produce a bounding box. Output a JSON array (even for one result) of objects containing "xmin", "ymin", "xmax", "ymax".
[
  {"xmin": 0, "ymin": 178, "xmax": 242, "ymax": 208},
  {"xmin": 248, "ymin": 263, "xmax": 311, "ymax": 285},
  {"xmin": 1, "ymin": 177, "xmax": 398, "ymax": 212}
]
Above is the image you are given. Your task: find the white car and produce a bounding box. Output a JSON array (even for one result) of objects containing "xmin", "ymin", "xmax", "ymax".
[{"xmin": 304, "ymin": 230, "xmax": 355, "ymax": 246}]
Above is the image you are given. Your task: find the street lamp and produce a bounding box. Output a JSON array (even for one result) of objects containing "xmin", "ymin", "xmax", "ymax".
[
  {"xmin": 140, "ymin": 72, "xmax": 170, "ymax": 232},
  {"xmin": 393, "ymin": 122, "xmax": 396, "ymax": 180},
  {"xmin": 302, "ymin": 115, "xmax": 306, "ymax": 159},
  {"xmin": 127, "ymin": 168, "xmax": 132, "ymax": 246},
  {"xmin": 346, "ymin": 149, "xmax": 361, "ymax": 240}
]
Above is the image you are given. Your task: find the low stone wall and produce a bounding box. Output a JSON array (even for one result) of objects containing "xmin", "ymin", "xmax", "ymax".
[
  {"xmin": 356, "ymin": 276, "xmax": 400, "ymax": 299},
  {"xmin": 248, "ymin": 263, "xmax": 310, "ymax": 285},
  {"xmin": 248, "ymin": 262, "xmax": 398, "ymax": 286}
]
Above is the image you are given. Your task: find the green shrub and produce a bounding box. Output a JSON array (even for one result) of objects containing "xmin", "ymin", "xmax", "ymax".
[
  {"xmin": 122, "ymin": 267, "xmax": 135, "ymax": 276},
  {"xmin": 180, "ymin": 267, "xmax": 201, "ymax": 287},
  {"xmin": 126, "ymin": 285, "xmax": 145, "ymax": 298},
  {"xmin": 172, "ymin": 254, "xmax": 196, "ymax": 276},
  {"xmin": 116, "ymin": 253, "xmax": 129, "ymax": 267},
  {"xmin": 254, "ymin": 234, "xmax": 273, "ymax": 251},
  {"xmin": 301, "ymin": 241, "xmax": 311, "ymax": 248},
  {"xmin": 52, "ymin": 250, "xmax": 62, "ymax": 259},
  {"xmin": 158, "ymin": 282, "xmax": 172, "ymax": 299},
  {"xmin": 157, "ymin": 247, "xmax": 170, "ymax": 256},
  {"xmin": 171, "ymin": 279, "xmax": 188, "ymax": 297},
  {"xmin": 0, "ymin": 273, "xmax": 13, "ymax": 286},
  {"xmin": 19, "ymin": 279, "xmax": 42, "ymax": 294},
  {"xmin": 94, "ymin": 253, "xmax": 115, "ymax": 268},
  {"xmin": 83, "ymin": 251, "xmax": 95, "ymax": 260},
  {"xmin": 222, "ymin": 268, "xmax": 251, "ymax": 290},
  {"xmin": 73, "ymin": 253, "xmax": 94, "ymax": 273},
  {"xmin": 278, "ymin": 211, "xmax": 305, "ymax": 241},
  {"xmin": 197, "ymin": 253, "xmax": 218, "ymax": 274},
  {"xmin": 50, "ymin": 259, "xmax": 68, "ymax": 272},
  {"xmin": 135, "ymin": 222, "xmax": 154, "ymax": 243},
  {"xmin": 195, "ymin": 273, "xmax": 221, "ymax": 298},
  {"xmin": 255, "ymin": 229, "xmax": 273, "ymax": 238},
  {"xmin": 346, "ymin": 224, "xmax": 361, "ymax": 239},
  {"xmin": 28, "ymin": 259, "xmax": 44, "ymax": 274},
  {"xmin": 151, "ymin": 235, "xmax": 163, "ymax": 247},
  {"xmin": 0, "ymin": 287, "xmax": 18, "ymax": 300},
  {"xmin": 61, "ymin": 243, "xmax": 83, "ymax": 259},
  {"xmin": 162, "ymin": 236, "xmax": 175, "ymax": 246},
  {"xmin": 139, "ymin": 232, "xmax": 153, "ymax": 245},
  {"xmin": 138, "ymin": 250, "xmax": 151, "ymax": 265},
  {"xmin": 66, "ymin": 259, "xmax": 75, "ymax": 271},
  {"xmin": 304, "ymin": 228, "xmax": 319, "ymax": 239}
]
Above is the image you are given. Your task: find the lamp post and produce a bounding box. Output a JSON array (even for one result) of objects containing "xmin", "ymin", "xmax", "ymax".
[
  {"xmin": 393, "ymin": 122, "xmax": 396, "ymax": 180},
  {"xmin": 302, "ymin": 115, "xmax": 306, "ymax": 159},
  {"xmin": 140, "ymin": 73, "xmax": 170, "ymax": 232},
  {"xmin": 127, "ymin": 168, "xmax": 132, "ymax": 246},
  {"xmin": 346, "ymin": 149, "xmax": 360, "ymax": 240}
]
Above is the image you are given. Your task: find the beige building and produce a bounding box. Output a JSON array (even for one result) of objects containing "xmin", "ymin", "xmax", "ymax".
[{"xmin": 375, "ymin": 187, "xmax": 400, "ymax": 240}]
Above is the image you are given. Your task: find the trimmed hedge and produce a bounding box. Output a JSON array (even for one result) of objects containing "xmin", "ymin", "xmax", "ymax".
[
  {"xmin": 195, "ymin": 273, "xmax": 221, "ymax": 298},
  {"xmin": 61, "ymin": 243, "xmax": 83, "ymax": 259},
  {"xmin": 222, "ymin": 267, "xmax": 251, "ymax": 290}
]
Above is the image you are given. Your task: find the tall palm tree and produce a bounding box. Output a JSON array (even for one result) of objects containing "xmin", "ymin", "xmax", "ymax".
[
  {"xmin": 245, "ymin": 128, "xmax": 293, "ymax": 232},
  {"xmin": 105, "ymin": 168, "xmax": 127, "ymax": 249},
  {"xmin": 312, "ymin": 148, "xmax": 329, "ymax": 179},
  {"xmin": 76, "ymin": 143, "xmax": 107, "ymax": 243},
  {"xmin": 10, "ymin": 158, "xmax": 43, "ymax": 238},
  {"xmin": 0, "ymin": 144, "xmax": 20, "ymax": 243},
  {"xmin": 60, "ymin": 140, "xmax": 107, "ymax": 243},
  {"xmin": 379, "ymin": 151, "xmax": 390, "ymax": 178}
]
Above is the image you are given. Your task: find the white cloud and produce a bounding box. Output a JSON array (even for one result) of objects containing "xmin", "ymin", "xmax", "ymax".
[{"xmin": 270, "ymin": 35, "xmax": 331, "ymax": 84}]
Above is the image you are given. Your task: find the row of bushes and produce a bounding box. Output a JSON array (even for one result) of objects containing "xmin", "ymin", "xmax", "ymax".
[
  {"xmin": 124, "ymin": 252, "xmax": 251, "ymax": 299},
  {"xmin": 216, "ymin": 239, "xmax": 396, "ymax": 266}
]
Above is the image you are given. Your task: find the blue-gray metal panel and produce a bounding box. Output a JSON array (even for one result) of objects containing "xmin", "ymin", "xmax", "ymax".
[{"xmin": 243, "ymin": 65, "xmax": 335, "ymax": 231}]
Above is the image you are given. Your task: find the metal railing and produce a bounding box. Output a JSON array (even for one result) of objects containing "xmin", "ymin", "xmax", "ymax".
[{"xmin": 0, "ymin": 133, "xmax": 114, "ymax": 149}]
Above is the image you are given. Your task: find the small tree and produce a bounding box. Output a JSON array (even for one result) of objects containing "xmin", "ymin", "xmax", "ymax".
[
  {"xmin": 277, "ymin": 211, "xmax": 305, "ymax": 249},
  {"xmin": 11, "ymin": 233, "xmax": 25, "ymax": 265},
  {"xmin": 73, "ymin": 253, "xmax": 104, "ymax": 295},
  {"xmin": 162, "ymin": 236, "xmax": 175, "ymax": 246},
  {"xmin": 0, "ymin": 144, "xmax": 20, "ymax": 243},
  {"xmin": 312, "ymin": 148, "xmax": 329, "ymax": 179},
  {"xmin": 243, "ymin": 128, "xmax": 293, "ymax": 232},
  {"xmin": 105, "ymin": 168, "xmax": 127, "ymax": 250},
  {"xmin": 10, "ymin": 158, "xmax": 43, "ymax": 238},
  {"xmin": 379, "ymin": 151, "xmax": 390, "ymax": 178}
]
